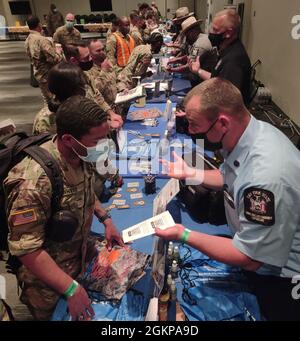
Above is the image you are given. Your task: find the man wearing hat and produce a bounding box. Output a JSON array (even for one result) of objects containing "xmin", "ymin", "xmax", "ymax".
[
  {"xmin": 166, "ymin": 7, "xmax": 194, "ymax": 51},
  {"xmin": 167, "ymin": 16, "xmax": 213, "ymax": 75}
]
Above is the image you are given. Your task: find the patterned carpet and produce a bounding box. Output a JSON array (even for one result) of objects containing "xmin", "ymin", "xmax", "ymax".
[{"xmin": 0, "ymin": 41, "xmax": 43, "ymax": 134}]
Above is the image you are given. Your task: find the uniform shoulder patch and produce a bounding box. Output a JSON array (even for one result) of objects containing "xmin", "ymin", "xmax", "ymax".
[
  {"xmin": 244, "ymin": 188, "xmax": 275, "ymax": 226},
  {"xmin": 10, "ymin": 209, "xmax": 37, "ymax": 227}
]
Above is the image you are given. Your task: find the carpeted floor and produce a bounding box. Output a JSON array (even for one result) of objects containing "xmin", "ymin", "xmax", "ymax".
[{"xmin": 0, "ymin": 40, "xmax": 43, "ymax": 134}]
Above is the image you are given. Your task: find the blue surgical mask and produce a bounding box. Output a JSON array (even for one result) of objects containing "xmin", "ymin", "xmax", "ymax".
[
  {"xmin": 72, "ymin": 137, "xmax": 110, "ymax": 163},
  {"xmin": 66, "ymin": 21, "xmax": 74, "ymax": 30}
]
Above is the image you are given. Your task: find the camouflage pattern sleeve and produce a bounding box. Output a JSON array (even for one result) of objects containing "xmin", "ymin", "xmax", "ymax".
[
  {"xmin": 40, "ymin": 38, "xmax": 62, "ymax": 65},
  {"xmin": 106, "ymin": 34, "xmax": 117, "ymax": 66},
  {"xmin": 84, "ymin": 72, "xmax": 111, "ymax": 113},
  {"xmin": 131, "ymin": 27, "xmax": 144, "ymax": 46},
  {"xmin": 4, "ymin": 165, "xmax": 52, "ymax": 257},
  {"xmin": 52, "ymin": 30, "xmax": 59, "ymax": 44},
  {"xmin": 32, "ymin": 107, "xmax": 57, "ymax": 135}
]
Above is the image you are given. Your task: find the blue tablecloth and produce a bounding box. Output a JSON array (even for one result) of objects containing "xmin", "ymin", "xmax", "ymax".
[{"xmin": 52, "ymin": 74, "xmax": 260, "ymax": 321}]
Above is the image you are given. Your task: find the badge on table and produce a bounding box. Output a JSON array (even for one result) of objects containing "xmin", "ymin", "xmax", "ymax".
[
  {"xmin": 133, "ymin": 200, "xmax": 145, "ymax": 207},
  {"xmin": 127, "ymin": 182, "xmax": 140, "ymax": 188},
  {"xmin": 113, "ymin": 199, "xmax": 126, "ymax": 206},
  {"xmin": 244, "ymin": 188, "xmax": 275, "ymax": 226},
  {"xmin": 117, "ymin": 205, "xmax": 131, "ymax": 210},
  {"xmin": 112, "ymin": 193, "xmax": 122, "ymax": 198},
  {"xmin": 127, "ymin": 188, "xmax": 138, "ymax": 193},
  {"xmin": 130, "ymin": 193, "xmax": 143, "ymax": 200}
]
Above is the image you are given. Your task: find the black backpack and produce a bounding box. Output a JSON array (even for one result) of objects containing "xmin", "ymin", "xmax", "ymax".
[
  {"xmin": 0, "ymin": 132, "xmax": 63, "ymax": 271},
  {"xmin": 177, "ymin": 152, "xmax": 227, "ymax": 226}
]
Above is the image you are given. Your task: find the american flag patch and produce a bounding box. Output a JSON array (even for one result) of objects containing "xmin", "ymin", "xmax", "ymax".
[{"xmin": 10, "ymin": 209, "xmax": 37, "ymax": 226}]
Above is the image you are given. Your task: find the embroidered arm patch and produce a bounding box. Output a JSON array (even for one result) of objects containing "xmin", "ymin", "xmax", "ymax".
[
  {"xmin": 244, "ymin": 188, "xmax": 275, "ymax": 226},
  {"xmin": 10, "ymin": 209, "xmax": 37, "ymax": 227}
]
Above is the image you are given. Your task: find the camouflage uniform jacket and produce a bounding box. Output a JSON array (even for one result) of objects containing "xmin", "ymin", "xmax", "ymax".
[
  {"xmin": 130, "ymin": 26, "xmax": 144, "ymax": 46},
  {"xmin": 53, "ymin": 26, "xmax": 82, "ymax": 46},
  {"xmin": 117, "ymin": 44, "xmax": 152, "ymax": 91},
  {"xmin": 4, "ymin": 137, "xmax": 95, "ymax": 289},
  {"xmin": 32, "ymin": 106, "xmax": 57, "ymax": 135},
  {"xmin": 87, "ymin": 65, "xmax": 117, "ymax": 108},
  {"xmin": 83, "ymin": 71, "xmax": 111, "ymax": 113},
  {"xmin": 47, "ymin": 11, "xmax": 64, "ymax": 36},
  {"xmin": 25, "ymin": 31, "xmax": 63, "ymax": 82}
]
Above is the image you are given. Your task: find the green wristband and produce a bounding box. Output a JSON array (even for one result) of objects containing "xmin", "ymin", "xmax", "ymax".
[
  {"xmin": 180, "ymin": 228, "xmax": 191, "ymax": 244},
  {"xmin": 64, "ymin": 280, "xmax": 79, "ymax": 298}
]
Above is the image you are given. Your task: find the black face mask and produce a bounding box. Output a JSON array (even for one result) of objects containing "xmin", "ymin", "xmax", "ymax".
[
  {"xmin": 191, "ymin": 118, "xmax": 226, "ymax": 151},
  {"xmin": 79, "ymin": 59, "xmax": 93, "ymax": 71},
  {"xmin": 208, "ymin": 32, "xmax": 225, "ymax": 48}
]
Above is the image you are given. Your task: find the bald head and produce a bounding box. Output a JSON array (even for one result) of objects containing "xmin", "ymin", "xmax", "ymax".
[
  {"xmin": 118, "ymin": 16, "xmax": 131, "ymax": 36},
  {"xmin": 66, "ymin": 13, "xmax": 75, "ymax": 22}
]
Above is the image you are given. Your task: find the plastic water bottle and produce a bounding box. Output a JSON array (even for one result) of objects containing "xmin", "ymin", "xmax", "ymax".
[
  {"xmin": 173, "ymin": 246, "xmax": 180, "ymax": 263},
  {"xmin": 171, "ymin": 260, "xmax": 178, "ymax": 279}
]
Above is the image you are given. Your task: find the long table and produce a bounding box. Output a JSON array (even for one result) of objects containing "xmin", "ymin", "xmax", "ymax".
[{"xmin": 52, "ymin": 76, "xmax": 261, "ymax": 321}]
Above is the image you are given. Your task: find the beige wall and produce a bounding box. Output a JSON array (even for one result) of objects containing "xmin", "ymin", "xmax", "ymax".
[
  {"xmin": 246, "ymin": 0, "xmax": 300, "ymax": 125},
  {"xmin": 0, "ymin": 0, "xmax": 167, "ymax": 25},
  {"xmin": 32, "ymin": 0, "xmax": 165, "ymax": 19}
]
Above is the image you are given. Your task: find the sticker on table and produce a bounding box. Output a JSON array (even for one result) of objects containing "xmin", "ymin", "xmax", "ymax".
[
  {"xmin": 133, "ymin": 200, "xmax": 145, "ymax": 207},
  {"xmin": 112, "ymin": 193, "xmax": 122, "ymax": 198},
  {"xmin": 130, "ymin": 193, "xmax": 143, "ymax": 200},
  {"xmin": 113, "ymin": 199, "xmax": 126, "ymax": 206},
  {"xmin": 127, "ymin": 182, "xmax": 140, "ymax": 188},
  {"xmin": 117, "ymin": 205, "xmax": 131, "ymax": 210},
  {"xmin": 127, "ymin": 188, "xmax": 138, "ymax": 193}
]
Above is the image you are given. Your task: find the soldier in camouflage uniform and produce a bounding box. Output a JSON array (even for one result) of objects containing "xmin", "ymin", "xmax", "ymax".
[
  {"xmin": 25, "ymin": 16, "xmax": 63, "ymax": 104},
  {"xmin": 53, "ymin": 13, "xmax": 81, "ymax": 47},
  {"xmin": 88, "ymin": 40, "xmax": 118, "ymax": 109},
  {"xmin": 4, "ymin": 96, "xmax": 125, "ymax": 321},
  {"xmin": 130, "ymin": 13, "xmax": 148, "ymax": 46},
  {"xmin": 117, "ymin": 32, "xmax": 163, "ymax": 92},
  {"xmin": 47, "ymin": 4, "xmax": 64, "ymax": 37},
  {"xmin": 106, "ymin": 17, "xmax": 135, "ymax": 75},
  {"xmin": 63, "ymin": 42, "xmax": 123, "ymax": 129},
  {"xmin": 33, "ymin": 62, "xmax": 123, "ymax": 197}
]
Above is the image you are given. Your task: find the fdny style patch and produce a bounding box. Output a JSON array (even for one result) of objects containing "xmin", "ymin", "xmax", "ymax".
[
  {"xmin": 244, "ymin": 188, "xmax": 275, "ymax": 226},
  {"xmin": 10, "ymin": 209, "xmax": 37, "ymax": 226}
]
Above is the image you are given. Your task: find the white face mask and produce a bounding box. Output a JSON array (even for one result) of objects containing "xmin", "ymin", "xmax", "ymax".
[{"xmin": 71, "ymin": 137, "xmax": 110, "ymax": 163}]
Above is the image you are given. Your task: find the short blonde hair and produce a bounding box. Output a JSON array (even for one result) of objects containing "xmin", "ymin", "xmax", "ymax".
[{"xmin": 184, "ymin": 78, "xmax": 247, "ymax": 121}]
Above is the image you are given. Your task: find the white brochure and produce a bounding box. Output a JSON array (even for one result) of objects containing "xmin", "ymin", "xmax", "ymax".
[
  {"xmin": 153, "ymin": 179, "xmax": 180, "ymax": 216},
  {"xmin": 122, "ymin": 211, "xmax": 175, "ymax": 243}
]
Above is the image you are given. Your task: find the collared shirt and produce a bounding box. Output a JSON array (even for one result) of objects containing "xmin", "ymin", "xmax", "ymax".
[
  {"xmin": 211, "ymin": 39, "xmax": 251, "ymax": 104},
  {"xmin": 221, "ymin": 115, "xmax": 300, "ymax": 277},
  {"xmin": 188, "ymin": 33, "xmax": 212, "ymax": 59}
]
